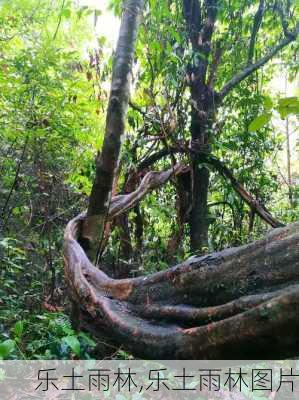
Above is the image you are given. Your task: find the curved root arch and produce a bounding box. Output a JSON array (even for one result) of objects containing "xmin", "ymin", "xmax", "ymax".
[{"xmin": 64, "ymin": 211, "xmax": 299, "ymax": 359}]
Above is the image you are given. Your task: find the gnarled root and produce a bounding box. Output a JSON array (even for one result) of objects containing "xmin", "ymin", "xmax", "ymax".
[{"xmin": 64, "ymin": 210, "xmax": 299, "ymax": 359}]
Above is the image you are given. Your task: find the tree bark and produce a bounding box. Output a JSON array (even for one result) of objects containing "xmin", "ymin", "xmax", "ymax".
[
  {"xmin": 81, "ymin": 0, "xmax": 143, "ymax": 261},
  {"xmin": 183, "ymin": 0, "xmax": 218, "ymax": 252}
]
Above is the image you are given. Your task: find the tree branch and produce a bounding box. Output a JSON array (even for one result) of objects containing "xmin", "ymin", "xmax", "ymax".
[
  {"xmin": 53, "ymin": 0, "xmax": 66, "ymax": 40},
  {"xmin": 1, "ymin": 137, "xmax": 29, "ymax": 228},
  {"xmin": 129, "ymin": 100, "xmax": 147, "ymax": 117},
  {"xmin": 136, "ymin": 146, "xmax": 284, "ymax": 228},
  {"xmin": 219, "ymin": 23, "xmax": 298, "ymax": 99},
  {"xmin": 137, "ymin": 147, "xmax": 172, "ymax": 170},
  {"xmin": 276, "ymin": 3, "xmax": 292, "ymax": 37},
  {"xmin": 77, "ymin": 164, "xmax": 187, "ymax": 253},
  {"xmin": 204, "ymin": 154, "xmax": 284, "ymax": 228},
  {"xmin": 109, "ymin": 164, "xmax": 186, "ymax": 219}
]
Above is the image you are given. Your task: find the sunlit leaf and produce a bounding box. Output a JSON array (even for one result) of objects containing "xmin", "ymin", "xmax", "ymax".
[{"xmin": 248, "ymin": 113, "xmax": 271, "ymax": 132}]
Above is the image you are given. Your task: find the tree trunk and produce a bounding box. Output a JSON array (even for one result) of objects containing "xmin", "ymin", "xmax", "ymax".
[
  {"xmin": 190, "ymin": 154, "xmax": 210, "ymax": 252},
  {"xmin": 285, "ymin": 74, "xmax": 294, "ymax": 208},
  {"xmin": 189, "ymin": 103, "xmax": 212, "ymax": 252},
  {"xmin": 183, "ymin": 0, "xmax": 218, "ymax": 253},
  {"xmin": 80, "ymin": 0, "xmax": 143, "ymax": 261}
]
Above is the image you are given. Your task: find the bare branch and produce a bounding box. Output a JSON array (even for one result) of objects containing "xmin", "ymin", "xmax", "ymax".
[
  {"xmin": 109, "ymin": 164, "xmax": 186, "ymax": 219},
  {"xmin": 1, "ymin": 137, "xmax": 29, "ymax": 228},
  {"xmin": 219, "ymin": 23, "xmax": 298, "ymax": 99},
  {"xmin": 53, "ymin": 0, "xmax": 66, "ymax": 40},
  {"xmin": 205, "ymin": 155, "xmax": 284, "ymax": 228},
  {"xmin": 276, "ymin": 2, "xmax": 291, "ymax": 37}
]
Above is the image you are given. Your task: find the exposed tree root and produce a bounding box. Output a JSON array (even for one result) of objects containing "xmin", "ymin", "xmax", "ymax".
[{"xmin": 64, "ymin": 182, "xmax": 299, "ymax": 359}]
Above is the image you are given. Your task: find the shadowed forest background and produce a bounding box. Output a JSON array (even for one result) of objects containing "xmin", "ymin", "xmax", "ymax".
[{"xmin": 0, "ymin": 0, "xmax": 298, "ymax": 359}]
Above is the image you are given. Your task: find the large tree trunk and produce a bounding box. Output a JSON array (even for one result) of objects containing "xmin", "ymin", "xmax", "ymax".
[
  {"xmin": 183, "ymin": 0, "xmax": 218, "ymax": 252},
  {"xmin": 189, "ymin": 97, "xmax": 213, "ymax": 252},
  {"xmin": 64, "ymin": 185, "xmax": 299, "ymax": 359}
]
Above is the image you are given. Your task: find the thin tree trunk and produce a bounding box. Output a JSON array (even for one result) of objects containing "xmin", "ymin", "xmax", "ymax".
[
  {"xmin": 80, "ymin": 0, "xmax": 144, "ymax": 261},
  {"xmin": 285, "ymin": 115, "xmax": 293, "ymax": 206},
  {"xmin": 117, "ymin": 213, "xmax": 133, "ymax": 261},
  {"xmin": 285, "ymin": 75, "xmax": 293, "ymax": 207},
  {"xmin": 189, "ymin": 85, "xmax": 212, "ymax": 255}
]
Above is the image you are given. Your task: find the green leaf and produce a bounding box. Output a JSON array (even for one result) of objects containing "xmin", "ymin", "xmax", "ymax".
[
  {"xmin": 278, "ymin": 96, "xmax": 299, "ymax": 108},
  {"xmin": 263, "ymin": 96, "xmax": 273, "ymax": 111},
  {"xmin": 13, "ymin": 320, "xmax": 24, "ymax": 338},
  {"xmin": 61, "ymin": 8, "xmax": 71, "ymax": 18},
  {"xmin": 248, "ymin": 113, "xmax": 271, "ymax": 132},
  {"xmin": 0, "ymin": 340, "xmax": 15, "ymax": 359},
  {"xmin": 77, "ymin": 5, "xmax": 88, "ymax": 19},
  {"xmin": 277, "ymin": 97, "xmax": 299, "ymax": 119},
  {"xmin": 78, "ymin": 332, "xmax": 96, "ymax": 347},
  {"xmin": 63, "ymin": 335, "xmax": 81, "ymax": 356},
  {"xmin": 97, "ymin": 36, "xmax": 107, "ymax": 47}
]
